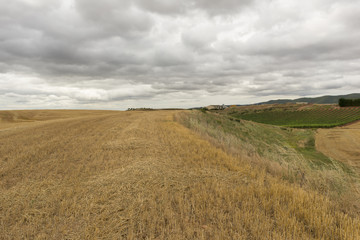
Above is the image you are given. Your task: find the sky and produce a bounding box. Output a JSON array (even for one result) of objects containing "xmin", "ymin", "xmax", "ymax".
[{"xmin": 1, "ymin": 0, "xmax": 360, "ymax": 110}]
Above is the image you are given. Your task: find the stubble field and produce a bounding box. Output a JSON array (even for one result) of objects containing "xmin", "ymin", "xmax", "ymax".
[
  {"xmin": 316, "ymin": 121, "xmax": 360, "ymax": 173},
  {"xmin": 1, "ymin": 110, "xmax": 360, "ymax": 239}
]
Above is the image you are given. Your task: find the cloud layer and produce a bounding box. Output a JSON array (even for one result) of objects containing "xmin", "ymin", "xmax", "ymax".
[{"xmin": 1, "ymin": 0, "xmax": 360, "ymax": 109}]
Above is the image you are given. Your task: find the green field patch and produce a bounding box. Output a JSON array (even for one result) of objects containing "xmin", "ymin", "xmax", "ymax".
[{"xmin": 232, "ymin": 106, "xmax": 360, "ymax": 128}]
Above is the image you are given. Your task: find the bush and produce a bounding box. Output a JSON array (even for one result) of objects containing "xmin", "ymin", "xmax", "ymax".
[{"xmin": 200, "ymin": 107, "xmax": 208, "ymax": 113}]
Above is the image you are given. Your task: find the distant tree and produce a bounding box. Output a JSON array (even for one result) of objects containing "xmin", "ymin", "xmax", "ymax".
[
  {"xmin": 355, "ymin": 99, "xmax": 360, "ymax": 106},
  {"xmin": 339, "ymin": 98, "xmax": 346, "ymax": 107},
  {"xmin": 339, "ymin": 98, "xmax": 360, "ymax": 107}
]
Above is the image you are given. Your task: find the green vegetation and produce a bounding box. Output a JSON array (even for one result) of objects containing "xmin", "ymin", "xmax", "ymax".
[
  {"xmin": 339, "ymin": 98, "xmax": 360, "ymax": 107},
  {"xmin": 200, "ymin": 107, "xmax": 208, "ymax": 113},
  {"xmin": 176, "ymin": 110, "xmax": 359, "ymax": 214},
  {"xmin": 229, "ymin": 106, "xmax": 360, "ymax": 128}
]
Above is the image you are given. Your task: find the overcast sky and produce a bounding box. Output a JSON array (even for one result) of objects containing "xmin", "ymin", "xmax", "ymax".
[{"xmin": 1, "ymin": 0, "xmax": 360, "ymax": 109}]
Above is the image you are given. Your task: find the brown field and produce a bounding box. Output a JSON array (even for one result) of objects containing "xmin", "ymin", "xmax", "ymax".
[
  {"xmin": 1, "ymin": 110, "xmax": 360, "ymax": 239},
  {"xmin": 0, "ymin": 110, "xmax": 114, "ymax": 130},
  {"xmin": 316, "ymin": 121, "xmax": 360, "ymax": 173}
]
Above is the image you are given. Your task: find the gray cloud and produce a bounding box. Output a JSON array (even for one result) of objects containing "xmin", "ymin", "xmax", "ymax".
[
  {"xmin": 135, "ymin": 0, "xmax": 187, "ymax": 15},
  {"xmin": 192, "ymin": 0, "xmax": 253, "ymax": 16},
  {"xmin": 1, "ymin": 0, "xmax": 360, "ymax": 109}
]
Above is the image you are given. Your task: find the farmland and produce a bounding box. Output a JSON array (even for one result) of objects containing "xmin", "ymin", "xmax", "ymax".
[
  {"xmin": 1, "ymin": 110, "xmax": 360, "ymax": 239},
  {"xmin": 226, "ymin": 104, "xmax": 360, "ymax": 128},
  {"xmin": 317, "ymin": 121, "xmax": 360, "ymax": 173},
  {"xmin": 178, "ymin": 110, "xmax": 360, "ymax": 209}
]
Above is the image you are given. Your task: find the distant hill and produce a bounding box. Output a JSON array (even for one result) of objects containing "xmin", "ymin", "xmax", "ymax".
[{"xmin": 257, "ymin": 93, "xmax": 360, "ymax": 105}]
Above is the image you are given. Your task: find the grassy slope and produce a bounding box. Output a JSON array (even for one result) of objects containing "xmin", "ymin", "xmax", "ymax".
[
  {"xmin": 1, "ymin": 110, "xmax": 360, "ymax": 239},
  {"xmin": 176, "ymin": 110, "xmax": 360, "ymax": 213}
]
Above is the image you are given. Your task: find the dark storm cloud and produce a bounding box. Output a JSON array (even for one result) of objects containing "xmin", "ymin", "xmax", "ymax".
[{"xmin": 1, "ymin": 0, "xmax": 360, "ymax": 109}]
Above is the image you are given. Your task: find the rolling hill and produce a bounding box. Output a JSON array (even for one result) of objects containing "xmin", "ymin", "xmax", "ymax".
[{"xmin": 257, "ymin": 93, "xmax": 360, "ymax": 105}]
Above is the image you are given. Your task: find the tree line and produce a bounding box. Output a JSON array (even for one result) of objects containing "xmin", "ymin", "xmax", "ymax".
[{"xmin": 339, "ymin": 98, "xmax": 360, "ymax": 107}]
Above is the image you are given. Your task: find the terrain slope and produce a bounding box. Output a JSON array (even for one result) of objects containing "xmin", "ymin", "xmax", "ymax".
[
  {"xmin": 316, "ymin": 121, "xmax": 360, "ymax": 172},
  {"xmin": 1, "ymin": 110, "xmax": 359, "ymax": 239}
]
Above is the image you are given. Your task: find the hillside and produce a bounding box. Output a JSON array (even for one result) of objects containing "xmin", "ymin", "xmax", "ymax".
[
  {"xmin": 177, "ymin": 110, "xmax": 360, "ymax": 210},
  {"xmin": 257, "ymin": 93, "xmax": 360, "ymax": 105},
  {"xmin": 225, "ymin": 104, "xmax": 360, "ymax": 128},
  {"xmin": 1, "ymin": 110, "xmax": 360, "ymax": 239}
]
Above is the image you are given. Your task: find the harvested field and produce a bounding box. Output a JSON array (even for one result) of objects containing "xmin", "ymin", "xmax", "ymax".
[
  {"xmin": 1, "ymin": 110, "xmax": 360, "ymax": 239},
  {"xmin": 316, "ymin": 121, "xmax": 360, "ymax": 173}
]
